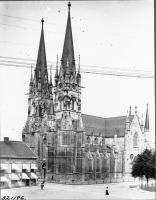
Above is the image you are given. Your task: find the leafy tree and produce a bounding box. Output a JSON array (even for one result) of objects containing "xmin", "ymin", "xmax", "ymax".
[
  {"xmin": 131, "ymin": 148, "xmax": 155, "ymax": 184},
  {"xmin": 147, "ymin": 150, "xmax": 156, "ymax": 179}
]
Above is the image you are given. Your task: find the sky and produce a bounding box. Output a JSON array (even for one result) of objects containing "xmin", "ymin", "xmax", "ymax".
[{"xmin": 0, "ymin": 1, "xmax": 155, "ymax": 147}]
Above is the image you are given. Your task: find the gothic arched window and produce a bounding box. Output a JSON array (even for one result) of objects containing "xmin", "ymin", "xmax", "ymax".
[
  {"xmin": 133, "ymin": 132, "xmax": 138, "ymax": 147},
  {"xmin": 71, "ymin": 99, "xmax": 74, "ymax": 110},
  {"xmin": 58, "ymin": 97, "xmax": 62, "ymax": 110}
]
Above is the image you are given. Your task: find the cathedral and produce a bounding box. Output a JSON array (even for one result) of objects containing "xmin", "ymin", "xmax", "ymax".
[{"xmin": 22, "ymin": 2, "xmax": 150, "ymax": 182}]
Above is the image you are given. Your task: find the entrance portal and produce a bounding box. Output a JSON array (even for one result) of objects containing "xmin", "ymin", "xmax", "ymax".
[{"xmin": 42, "ymin": 163, "xmax": 46, "ymax": 179}]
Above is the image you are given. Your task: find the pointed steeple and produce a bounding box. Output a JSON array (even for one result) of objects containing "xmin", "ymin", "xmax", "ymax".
[
  {"xmin": 49, "ymin": 65, "xmax": 53, "ymax": 99},
  {"xmin": 30, "ymin": 65, "xmax": 33, "ymax": 83},
  {"xmin": 55, "ymin": 54, "xmax": 59, "ymax": 86},
  {"xmin": 125, "ymin": 110, "xmax": 130, "ymax": 132},
  {"xmin": 135, "ymin": 106, "xmax": 137, "ymax": 114},
  {"xmin": 29, "ymin": 65, "xmax": 33, "ymax": 93},
  {"xmin": 61, "ymin": 2, "xmax": 75, "ymax": 75},
  {"xmin": 145, "ymin": 103, "xmax": 149, "ymax": 131},
  {"xmin": 35, "ymin": 18, "xmax": 47, "ymax": 87},
  {"xmin": 77, "ymin": 54, "xmax": 81, "ymax": 86},
  {"xmin": 140, "ymin": 114, "xmax": 144, "ymax": 132},
  {"xmin": 50, "ymin": 65, "xmax": 52, "ymax": 86},
  {"xmin": 129, "ymin": 105, "xmax": 131, "ymax": 116}
]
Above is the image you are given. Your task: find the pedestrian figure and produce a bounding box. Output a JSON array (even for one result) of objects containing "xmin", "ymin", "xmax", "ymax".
[
  {"xmin": 105, "ymin": 187, "xmax": 109, "ymax": 195},
  {"xmin": 41, "ymin": 182, "xmax": 44, "ymax": 190}
]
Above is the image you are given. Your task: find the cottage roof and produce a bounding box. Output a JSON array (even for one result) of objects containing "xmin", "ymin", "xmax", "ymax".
[{"xmin": 0, "ymin": 141, "xmax": 37, "ymax": 158}]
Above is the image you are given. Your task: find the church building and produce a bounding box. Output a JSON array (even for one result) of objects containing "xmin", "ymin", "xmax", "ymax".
[{"xmin": 22, "ymin": 2, "xmax": 150, "ymax": 182}]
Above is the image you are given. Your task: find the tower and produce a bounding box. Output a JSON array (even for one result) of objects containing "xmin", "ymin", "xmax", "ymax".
[
  {"xmin": 22, "ymin": 18, "xmax": 56, "ymax": 178},
  {"xmin": 53, "ymin": 2, "xmax": 85, "ymax": 181},
  {"xmin": 22, "ymin": 3, "xmax": 85, "ymax": 181}
]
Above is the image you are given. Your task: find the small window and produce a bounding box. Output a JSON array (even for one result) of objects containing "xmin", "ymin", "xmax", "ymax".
[
  {"xmin": 130, "ymin": 154, "xmax": 133, "ymax": 160},
  {"xmin": 133, "ymin": 132, "xmax": 138, "ymax": 147},
  {"xmin": 72, "ymin": 99, "xmax": 74, "ymax": 110}
]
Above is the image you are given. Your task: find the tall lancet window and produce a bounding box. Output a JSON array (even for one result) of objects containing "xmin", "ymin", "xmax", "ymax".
[
  {"xmin": 58, "ymin": 97, "xmax": 62, "ymax": 110},
  {"xmin": 133, "ymin": 132, "xmax": 138, "ymax": 147},
  {"xmin": 72, "ymin": 98, "xmax": 75, "ymax": 110}
]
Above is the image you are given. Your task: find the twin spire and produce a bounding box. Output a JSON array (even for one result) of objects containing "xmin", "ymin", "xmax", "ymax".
[{"xmin": 33, "ymin": 2, "xmax": 78, "ymax": 89}]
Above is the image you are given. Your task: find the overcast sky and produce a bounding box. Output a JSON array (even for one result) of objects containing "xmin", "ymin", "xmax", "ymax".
[{"xmin": 0, "ymin": 1, "xmax": 154, "ymax": 147}]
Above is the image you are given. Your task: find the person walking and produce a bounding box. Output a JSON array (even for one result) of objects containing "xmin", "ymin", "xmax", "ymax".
[
  {"xmin": 105, "ymin": 187, "xmax": 109, "ymax": 195},
  {"xmin": 41, "ymin": 182, "xmax": 44, "ymax": 190}
]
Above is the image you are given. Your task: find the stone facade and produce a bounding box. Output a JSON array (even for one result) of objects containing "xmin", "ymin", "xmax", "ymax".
[{"xmin": 22, "ymin": 3, "xmax": 151, "ymax": 182}]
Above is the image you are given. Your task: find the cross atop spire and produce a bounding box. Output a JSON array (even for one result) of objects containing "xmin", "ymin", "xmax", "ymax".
[
  {"xmin": 41, "ymin": 18, "xmax": 44, "ymax": 25},
  {"xmin": 68, "ymin": 2, "xmax": 71, "ymax": 11},
  {"xmin": 135, "ymin": 106, "xmax": 137, "ymax": 114}
]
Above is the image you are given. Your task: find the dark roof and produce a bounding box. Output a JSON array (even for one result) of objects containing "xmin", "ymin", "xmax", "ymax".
[
  {"xmin": 82, "ymin": 114, "xmax": 134, "ymax": 138},
  {"xmin": 0, "ymin": 141, "xmax": 37, "ymax": 158},
  {"xmin": 105, "ymin": 115, "xmax": 134, "ymax": 137},
  {"xmin": 82, "ymin": 114, "xmax": 105, "ymax": 136}
]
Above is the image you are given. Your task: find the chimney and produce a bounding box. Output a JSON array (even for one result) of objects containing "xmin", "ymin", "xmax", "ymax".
[{"xmin": 4, "ymin": 137, "xmax": 9, "ymax": 144}]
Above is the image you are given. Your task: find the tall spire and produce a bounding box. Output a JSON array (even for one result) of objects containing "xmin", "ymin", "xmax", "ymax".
[
  {"xmin": 78, "ymin": 54, "xmax": 80, "ymax": 74},
  {"xmin": 50, "ymin": 65, "xmax": 52, "ymax": 86},
  {"xmin": 135, "ymin": 106, "xmax": 137, "ymax": 114},
  {"xmin": 145, "ymin": 103, "xmax": 149, "ymax": 131},
  {"xmin": 29, "ymin": 65, "xmax": 33, "ymax": 93},
  {"xmin": 30, "ymin": 65, "xmax": 33, "ymax": 83},
  {"xmin": 35, "ymin": 18, "xmax": 47, "ymax": 87},
  {"xmin": 61, "ymin": 2, "xmax": 75, "ymax": 75},
  {"xmin": 129, "ymin": 105, "xmax": 131, "ymax": 116}
]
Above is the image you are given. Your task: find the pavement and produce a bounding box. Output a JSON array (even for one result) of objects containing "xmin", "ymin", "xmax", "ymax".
[{"xmin": 1, "ymin": 181, "xmax": 155, "ymax": 200}]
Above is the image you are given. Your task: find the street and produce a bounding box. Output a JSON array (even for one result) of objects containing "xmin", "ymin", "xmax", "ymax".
[{"xmin": 1, "ymin": 181, "xmax": 155, "ymax": 200}]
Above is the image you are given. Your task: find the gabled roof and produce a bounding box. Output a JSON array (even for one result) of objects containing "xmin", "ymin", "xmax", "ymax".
[
  {"xmin": 0, "ymin": 141, "xmax": 37, "ymax": 158},
  {"xmin": 82, "ymin": 114, "xmax": 134, "ymax": 138},
  {"xmin": 105, "ymin": 115, "xmax": 134, "ymax": 137}
]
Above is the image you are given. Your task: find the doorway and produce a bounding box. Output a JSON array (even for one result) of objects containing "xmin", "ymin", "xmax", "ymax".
[
  {"xmin": 26, "ymin": 179, "xmax": 29, "ymax": 186},
  {"xmin": 42, "ymin": 163, "xmax": 46, "ymax": 179}
]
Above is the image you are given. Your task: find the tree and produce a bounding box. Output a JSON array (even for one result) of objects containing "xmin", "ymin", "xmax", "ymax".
[
  {"xmin": 131, "ymin": 148, "xmax": 155, "ymax": 184},
  {"xmin": 147, "ymin": 150, "xmax": 156, "ymax": 179}
]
